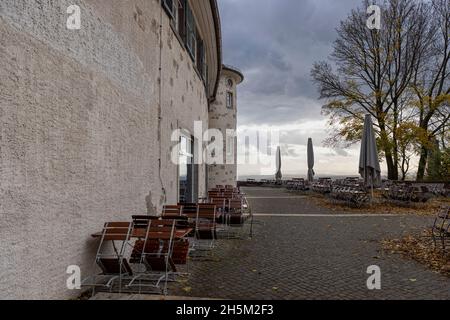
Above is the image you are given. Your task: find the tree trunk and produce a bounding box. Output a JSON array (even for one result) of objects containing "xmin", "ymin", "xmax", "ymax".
[
  {"xmin": 416, "ymin": 116, "xmax": 432, "ymax": 181},
  {"xmin": 379, "ymin": 119, "xmax": 399, "ymax": 181},
  {"xmin": 385, "ymin": 152, "xmax": 398, "ymax": 180},
  {"xmin": 416, "ymin": 146, "xmax": 428, "ymax": 181}
]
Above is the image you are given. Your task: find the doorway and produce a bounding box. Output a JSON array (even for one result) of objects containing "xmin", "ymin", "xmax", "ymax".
[{"xmin": 179, "ymin": 134, "xmax": 198, "ymax": 203}]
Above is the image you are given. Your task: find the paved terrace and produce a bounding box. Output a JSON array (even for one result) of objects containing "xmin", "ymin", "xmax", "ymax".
[{"xmin": 167, "ymin": 187, "xmax": 449, "ymax": 300}]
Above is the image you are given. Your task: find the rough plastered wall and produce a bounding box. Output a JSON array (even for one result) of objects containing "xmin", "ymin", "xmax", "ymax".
[
  {"xmin": 208, "ymin": 69, "xmax": 239, "ymax": 188},
  {"xmin": 0, "ymin": 0, "xmax": 209, "ymax": 299}
]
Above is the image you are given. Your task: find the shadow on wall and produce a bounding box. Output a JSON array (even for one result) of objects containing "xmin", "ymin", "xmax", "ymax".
[{"xmin": 145, "ymin": 191, "xmax": 158, "ymax": 216}]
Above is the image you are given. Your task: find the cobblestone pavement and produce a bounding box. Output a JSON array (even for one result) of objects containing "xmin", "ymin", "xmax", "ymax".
[{"xmin": 168, "ymin": 187, "xmax": 449, "ymax": 300}]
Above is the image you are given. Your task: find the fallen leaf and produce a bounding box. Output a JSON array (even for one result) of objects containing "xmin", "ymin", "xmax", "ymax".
[
  {"xmin": 381, "ymin": 229, "xmax": 450, "ymax": 278},
  {"xmin": 183, "ymin": 286, "xmax": 192, "ymax": 293}
]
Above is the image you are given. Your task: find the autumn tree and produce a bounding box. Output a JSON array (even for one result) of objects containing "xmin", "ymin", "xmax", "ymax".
[
  {"xmin": 311, "ymin": 0, "xmax": 431, "ymax": 180},
  {"xmin": 411, "ymin": 0, "xmax": 450, "ymax": 180}
]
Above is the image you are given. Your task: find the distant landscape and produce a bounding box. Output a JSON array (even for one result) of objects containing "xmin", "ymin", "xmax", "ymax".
[{"xmin": 238, "ymin": 174, "xmax": 362, "ymax": 181}]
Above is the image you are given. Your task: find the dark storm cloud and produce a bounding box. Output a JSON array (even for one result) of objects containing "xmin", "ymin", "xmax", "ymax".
[{"xmin": 219, "ymin": 0, "xmax": 361, "ymax": 124}]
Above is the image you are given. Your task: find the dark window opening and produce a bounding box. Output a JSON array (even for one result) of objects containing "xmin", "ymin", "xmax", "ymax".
[
  {"xmin": 162, "ymin": 0, "xmax": 175, "ymax": 18},
  {"xmin": 185, "ymin": 4, "xmax": 196, "ymax": 59},
  {"xmin": 177, "ymin": 0, "xmax": 186, "ymax": 39},
  {"xmin": 226, "ymin": 92, "xmax": 233, "ymax": 109}
]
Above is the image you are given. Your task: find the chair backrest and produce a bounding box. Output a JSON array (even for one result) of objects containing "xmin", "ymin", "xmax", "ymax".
[
  {"xmin": 197, "ymin": 204, "xmax": 217, "ymax": 220},
  {"xmin": 163, "ymin": 205, "xmax": 183, "ymax": 217},
  {"xmin": 147, "ymin": 219, "xmax": 175, "ymax": 240},
  {"xmin": 223, "ymin": 192, "xmax": 235, "ymax": 199},
  {"xmin": 208, "ymin": 191, "xmax": 223, "ymax": 198},
  {"xmin": 131, "ymin": 215, "xmax": 160, "ymax": 231},
  {"xmin": 132, "ymin": 219, "xmax": 176, "ymax": 264},
  {"xmin": 102, "ymin": 222, "xmax": 132, "ymax": 241},
  {"xmin": 131, "ymin": 216, "xmax": 179, "ymax": 238},
  {"xmin": 96, "ymin": 222, "xmax": 133, "ymax": 265},
  {"xmin": 132, "ymin": 219, "xmax": 175, "ymax": 247},
  {"xmin": 228, "ymin": 199, "xmax": 243, "ymax": 211},
  {"xmin": 180, "ymin": 203, "xmax": 198, "ymax": 218},
  {"xmin": 210, "ymin": 198, "xmax": 226, "ymax": 210}
]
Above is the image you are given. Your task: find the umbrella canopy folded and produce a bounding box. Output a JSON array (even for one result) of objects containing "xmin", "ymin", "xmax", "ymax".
[
  {"xmin": 307, "ymin": 138, "xmax": 315, "ymax": 182},
  {"xmin": 275, "ymin": 146, "xmax": 282, "ymax": 181},
  {"xmin": 359, "ymin": 115, "xmax": 381, "ymax": 189}
]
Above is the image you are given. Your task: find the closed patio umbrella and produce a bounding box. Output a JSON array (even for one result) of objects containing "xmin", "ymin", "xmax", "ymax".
[
  {"xmin": 307, "ymin": 138, "xmax": 315, "ymax": 183},
  {"xmin": 275, "ymin": 146, "xmax": 282, "ymax": 182},
  {"xmin": 359, "ymin": 114, "xmax": 381, "ymax": 198}
]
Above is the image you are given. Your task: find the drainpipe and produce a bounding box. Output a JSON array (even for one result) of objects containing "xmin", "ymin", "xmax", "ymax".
[{"xmin": 158, "ymin": 0, "xmax": 167, "ymax": 205}]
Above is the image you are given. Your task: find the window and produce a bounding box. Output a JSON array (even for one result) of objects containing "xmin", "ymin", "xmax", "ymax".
[
  {"xmin": 197, "ymin": 37, "xmax": 207, "ymax": 82},
  {"xmin": 179, "ymin": 134, "xmax": 196, "ymax": 203},
  {"xmin": 226, "ymin": 92, "xmax": 233, "ymax": 109},
  {"xmin": 162, "ymin": 0, "xmax": 207, "ymax": 86},
  {"xmin": 185, "ymin": 3, "xmax": 196, "ymax": 59},
  {"xmin": 163, "ymin": 0, "xmax": 175, "ymax": 18},
  {"xmin": 227, "ymin": 79, "xmax": 233, "ymax": 88},
  {"xmin": 177, "ymin": 0, "xmax": 185, "ymax": 38},
  {"xmin": 226, "ymin": 134, "xmax": 236, "ymax": 164}
]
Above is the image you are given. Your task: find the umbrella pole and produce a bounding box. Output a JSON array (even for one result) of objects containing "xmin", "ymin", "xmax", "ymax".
[{"xmin": 371, "ymin": 175, "xmax": 374, "ymax": 205}]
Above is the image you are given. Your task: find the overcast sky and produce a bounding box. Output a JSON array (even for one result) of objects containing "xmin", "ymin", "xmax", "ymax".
[{"xmin": 218, "ymin": 0, "xmax": 388, "ymax": 178}]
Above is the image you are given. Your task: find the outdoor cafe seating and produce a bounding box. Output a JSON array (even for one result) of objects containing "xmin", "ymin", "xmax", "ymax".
[
  {"xmin": 286, "ymin": 178, "xmax": 308, "ymax": 191},
  {"xmin": 82, "ymin": 222, "xmax": 134, "ymax": 293},
  {"xmin": 83, "ymin": 186, "xmax": 250, "ymax": 296},
  {"xmin": 311, "ymin": 178, "xmax": 333, "ymax": 194},
  {"xmin": 330, "ymin": 185, "xmax": 370, "ymax": 207},
  {"xmin": 432, "ymin": 205, "xmax": 450, "ymax": 251},
  {"xmin": 382, "ymin": 182, "xmax": 433, "ymax": 203},
  {"xmin": 84, "ymin": 215, "xmax": 193, "ymax": 295}
]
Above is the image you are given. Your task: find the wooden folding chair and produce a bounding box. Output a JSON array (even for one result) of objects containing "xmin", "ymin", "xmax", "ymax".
[
  {"xmin": 179, "ymin": 203, "xmax": 198, "ymax": 219},
  {"xmin": 190, "ymin": 204, "xmax": 217, "ymax": 256},
  {"xmin": 127, "ymin": 219, "xmax": 176, "ymax": 295},
  {"xmin": 82, "ymin": 222, "xmax": 134, "ymax": 292},
  {"xmin": 210, "ymin": 198, "xmax": 227, "ymax": 214},
  {"xmin": 162, "ymin": 205, "xmax": 184, "ymax": 218}
]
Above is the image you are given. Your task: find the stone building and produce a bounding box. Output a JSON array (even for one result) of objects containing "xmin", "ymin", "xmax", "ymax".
[
  {"xmin": 0, "ymin": 0, "xmax": 242, "ymax": 299},
  {"xmin": 208, "ymin": 65, "xmax": 244, "ymax": 188}
]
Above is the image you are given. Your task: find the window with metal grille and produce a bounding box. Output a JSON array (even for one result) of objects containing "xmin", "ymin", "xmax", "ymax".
[{"xmin": 226, "ymin": 92, "xmax": 233, "ymax": 109}]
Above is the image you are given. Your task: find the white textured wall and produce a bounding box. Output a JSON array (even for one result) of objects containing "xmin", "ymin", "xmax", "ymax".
[
  {"xmin": 0, "ymin": 0, "xmax": 209, "ymax": 299},
  {"xmin": 208, "ymin": 69, "xmax": 240, "ymax": 188}
]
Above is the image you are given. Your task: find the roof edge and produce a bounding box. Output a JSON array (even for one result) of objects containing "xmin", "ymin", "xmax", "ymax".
[
  {"xmin": 222, "ymin": 64, "xmax": 244, "ymax": 84},
  {"xmin": 209, "ymin": 0, "xmax": 222, "ymax": 102}
]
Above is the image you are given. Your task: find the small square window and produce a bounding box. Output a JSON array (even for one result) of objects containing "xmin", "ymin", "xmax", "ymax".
[{"xmin": 226, "ymin": 92, "xmax": 233, "ymax": 109}]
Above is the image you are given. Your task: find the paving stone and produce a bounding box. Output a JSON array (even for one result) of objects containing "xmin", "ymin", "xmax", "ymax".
[{"xmin": 167, "ymin": 187, "xmax": 450, "ymax": 299}]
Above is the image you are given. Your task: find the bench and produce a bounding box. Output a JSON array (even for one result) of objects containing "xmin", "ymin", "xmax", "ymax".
[
  {"xmin": 432, "ymin": 206, "xmax": 450, "ymax": 251},
  {"xmin": 331, "ymin": 186, "xmax": 370, "ymax": 207}
]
